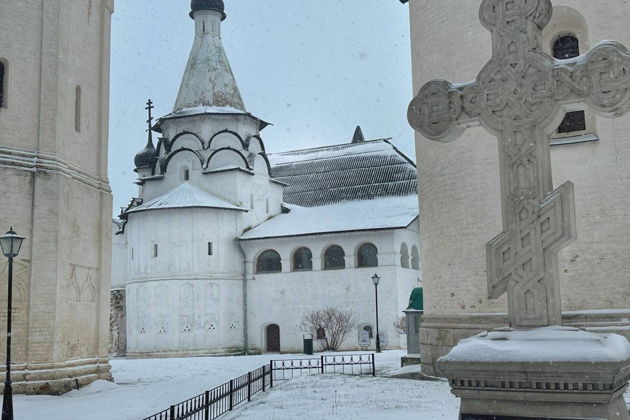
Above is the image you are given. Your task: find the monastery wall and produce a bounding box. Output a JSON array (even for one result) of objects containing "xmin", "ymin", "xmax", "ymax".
[
  {"xmin": 410, "ymin": 0, "xmax": 630, "ymax": 374},
  {"xmin": 0, "ymin": 0, "xmax": 113, "ymax": 393},
  {"xmin": 242, "ymin": 228, "xmax": 420, "ymax": 353}
]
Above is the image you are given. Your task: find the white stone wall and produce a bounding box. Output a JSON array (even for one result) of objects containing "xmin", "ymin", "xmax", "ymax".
[
  {"xmin": 241, "ymin": 227, "xmax": 421, "ymax": 353},
  {"xmin": 0, "ymin": 0, "xmax": 113, "ymax": 394},
  {"xmin": 111, "ymin": 223, "xmax": 127, "ymax": 289},
  {"xmin": 409, "ymin": 0, "xmax": 630, "ymax": 374},
  {"xmin": 124, "ymin": 206, "xmax": 246, "ymax": 355}
]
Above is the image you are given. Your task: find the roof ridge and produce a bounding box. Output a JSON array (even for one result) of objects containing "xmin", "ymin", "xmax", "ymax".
[{"xmin": 269, "ymin": 138, "xmax": 392, "ymax": 157}]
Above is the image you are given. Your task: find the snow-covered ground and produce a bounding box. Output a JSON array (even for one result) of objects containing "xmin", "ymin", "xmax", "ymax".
[
  {"xmin": 223, "ymin": 369, "xmax": 458, "ymax": 419},
  {"xmin": 12, "ymin": 349, "xmax": 630, "ymax": 419},
  {"xmin": 12, "ymin": 350, "xmax": 459, "ymax": 419}
]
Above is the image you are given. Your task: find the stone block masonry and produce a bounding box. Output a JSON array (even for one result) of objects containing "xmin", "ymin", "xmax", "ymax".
[{"xmin": 0, "ymin": 0, "xmax": 114, "ymax": 394}]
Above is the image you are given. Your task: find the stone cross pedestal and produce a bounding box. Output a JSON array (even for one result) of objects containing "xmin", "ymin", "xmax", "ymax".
[
  {"xmin": 408, "ymin": 0, "xmax": 630, "ymax": 418},
  {"xmin": 401, "ymin": 309, "xmax": 422, "ymax": 367}
]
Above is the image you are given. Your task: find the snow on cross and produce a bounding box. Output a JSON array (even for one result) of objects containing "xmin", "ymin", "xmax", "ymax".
[{"xmin": 408, "ymin": 0, "xmax": 630, "ymax": 328}]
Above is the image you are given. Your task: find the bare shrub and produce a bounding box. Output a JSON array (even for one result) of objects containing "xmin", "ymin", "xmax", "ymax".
[{"xmin": 298, "ymin": 307, "xmax": 357, "ymax": 351}]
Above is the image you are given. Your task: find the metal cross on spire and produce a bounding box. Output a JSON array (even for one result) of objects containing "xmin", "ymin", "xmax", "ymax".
[
  {"xmin": 408, "ymin": 0, "xmax": 630, "ymax": 328},
  {"xmin": 145, "ymin": 99, "xmax": 154, "ymax": 132}
]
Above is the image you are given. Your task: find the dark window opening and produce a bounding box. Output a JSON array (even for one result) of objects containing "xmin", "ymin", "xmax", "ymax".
[
  {"xmin": 553, "ymin": 35, "xmax": 580, "ymax": 60},
  {"xmin": 357, "ymin": 243, "xmax": 378, "ymax": 268},
  {"xmin": 184, "ymin": 169, "xmax": 190, "ymax": 181},
  {"xmin": 411, "ymin": 245, "xmax": 420, "ymax": 270},
  {"xmin": 552, "ymin": 35, "xmax": 587, "ymax": 136},
  {"xmin": 400, "ymin": 243, "xmax": 410, "ymax": 269},
  {"xmin": 153, "ymin": 244, "xmax": 158, "ymax": 258},
  {"xmin": 208, "ymin": 242, "xmax": 213, "ymax": 256},
  {"xmin": 557, "ymin": 110, "xmax": 586, "ymax": 134},
  {"xmin": 363, "ymin": 325, "xmax": 373, "ymax": 339},
  {"xmin": 292, "ymin": 247, "xmax": 312, "ymax": 271},
  {"xmin": 256, "ymin": 250, "xmax": 282, "ymax": 273},
  {"xmin": 324, "ymin": 245, "xmax": 345, "ymax": 270},
  {"xmin": 0, "ymin": 61, "xmax": 5, "ymax": 108},
  {"xmin": 75, "ymin": 85, "xmax": 81, "ymax": 132}
]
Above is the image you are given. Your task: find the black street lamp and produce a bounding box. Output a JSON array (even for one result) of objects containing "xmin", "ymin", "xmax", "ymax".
[
  {"xmin": 0, "ymin": 228, "xmax": 25, "ymax": 420},
  {"xmin": 371, "ymin": 273, "xmax": 381, "ymax": 353}
]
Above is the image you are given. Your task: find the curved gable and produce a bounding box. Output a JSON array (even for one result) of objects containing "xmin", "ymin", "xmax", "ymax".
[
  {"xmin": 161, "ymin": 148, "xmax": 204, "ymax": 174},
  {"xmin": 207, "ymin": 129, "xmax": 245, "ymax": 151},
  {"xmin": 171, "ymin": 131, "xmax": 205, "ymax": 151},
  {"xmin": 206, "ymin": 147, "xmax": 251, "ymax": 171}
]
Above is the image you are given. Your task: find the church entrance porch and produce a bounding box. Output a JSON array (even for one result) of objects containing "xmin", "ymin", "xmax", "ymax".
[{"xmin": 266, "ymin": 324, "xmax": 280, "ymax": 353}]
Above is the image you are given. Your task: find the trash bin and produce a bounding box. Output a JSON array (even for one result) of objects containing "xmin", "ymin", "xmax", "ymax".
[{"xmin": 303, "ymin": 334, "xmax": 313, "ymax": 355}]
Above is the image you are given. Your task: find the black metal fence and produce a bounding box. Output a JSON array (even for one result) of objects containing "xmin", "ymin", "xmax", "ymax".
[
  {"xmin": 141, "ymin": 354, "xmax": 374, "ymax": 420},
  {"xmin": 271, "ymin": 353, "xmax": 375, "ymax": 380}
]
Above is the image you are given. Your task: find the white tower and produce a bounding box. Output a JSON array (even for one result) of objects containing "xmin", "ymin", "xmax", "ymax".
[
  {"xmin": 0, "ymin": 0, "xmax": 114, "ymax": 393},
  {"xmin": 119, "ymin": 0, "xmax": 282, "ymax": 357}
]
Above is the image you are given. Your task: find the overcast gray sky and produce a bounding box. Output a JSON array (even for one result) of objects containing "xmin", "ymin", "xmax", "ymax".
[{"xmin": 109, "ymin": 0, "xmax": 414, "ymax": 212}]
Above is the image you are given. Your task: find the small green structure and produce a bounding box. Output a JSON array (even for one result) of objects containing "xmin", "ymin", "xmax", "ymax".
[
  {"xmin": 407, "ymin": 287, "xmax": 424, "ymax": 311},
  {"xmin": 402, "ymin": 287, "xmax": 423, "ymax": 367}
]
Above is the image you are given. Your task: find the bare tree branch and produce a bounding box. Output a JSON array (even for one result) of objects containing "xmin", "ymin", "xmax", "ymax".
[{"xmin": 298, "ymin": 307, "xmax": 357, "ymax": 351}]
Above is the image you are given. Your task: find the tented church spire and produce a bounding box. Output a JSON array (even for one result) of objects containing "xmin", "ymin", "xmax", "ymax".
[{"xmin": 173, "ymin": 0, "xmax": 245, "ymax": 113}]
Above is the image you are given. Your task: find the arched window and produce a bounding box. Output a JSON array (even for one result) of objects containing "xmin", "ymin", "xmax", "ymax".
[
  {"xmin": 553, "ymin": 35, "xmax": 586, "ymax": 135},
  {"xmin": 0, "ymin": 60, "xmax": 5, "ymax": 108},
  {"xmin": 256, "ymin": 250, "xmax": 282, "ymax": 273},
  {"xmin": 400, "ymin": 243, "xmax": 410, "ymax": 269},
  {"xmin": 292, "ymin": 247, "xmax": 312, "ymax": 271},
  {"xmin": 411, "ymin": 245, "xmax": 420, "ymax": 270},
  {"xmin": 75, "ymin": 85, "xmax": 81, "ymax": 132},
  {"xmin": 324, "ymin": 245, "xmax": 345, "ymax": 270},
  {"xmin": 357, "ymin": 243, "xmax": 378, "ymax": 268},
  {"xmin": 553, "ymin": 34, "xmax": 579, "ymax": 59}
]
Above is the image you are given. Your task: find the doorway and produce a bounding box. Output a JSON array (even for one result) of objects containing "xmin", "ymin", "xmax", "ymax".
[{"xmin": 266, "ymin": 324, "xmax": 280, "ymax": 353}]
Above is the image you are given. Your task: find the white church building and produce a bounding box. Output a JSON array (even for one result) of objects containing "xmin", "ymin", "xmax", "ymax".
[{"xmin": 110, "ymin": 0, "xmax": 421, "ymax": 357}]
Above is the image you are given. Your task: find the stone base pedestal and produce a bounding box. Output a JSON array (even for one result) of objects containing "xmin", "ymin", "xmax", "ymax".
[
  {"xmin": 401, "ymin": 354, "xmax": 422, "ymax": 367},
  {"xmin": 438, "ymin": 327, "xmax": 630, "ymax": 420}
]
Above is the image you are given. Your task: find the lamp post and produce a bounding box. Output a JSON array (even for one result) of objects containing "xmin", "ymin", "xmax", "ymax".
[
  {"xmin": 0, "ymin": 228, "xmax": 25, "ymax": 420},
  {"xmin": 371, "ymin": 273, "xmax": 381, "ymax": 353}
]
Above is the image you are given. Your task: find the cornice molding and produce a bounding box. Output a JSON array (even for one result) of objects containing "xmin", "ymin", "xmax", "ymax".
[{"xmin": 0, "ymin": 146, "xmax": 111, "ymax": 193}]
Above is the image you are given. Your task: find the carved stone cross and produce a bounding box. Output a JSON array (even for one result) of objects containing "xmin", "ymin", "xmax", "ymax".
[{"xmin": 408, "ymin": 0, "xmax": 630, "ymax": 328}]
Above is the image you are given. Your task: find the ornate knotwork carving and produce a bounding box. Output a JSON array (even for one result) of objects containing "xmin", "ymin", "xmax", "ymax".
[
  {"xmin": 408, "ymin": 80, "xmax": 463, "ymax": 142},
  {"xmin": 408, "ymin": 0, "xmax": 630, "ymax": 328}
]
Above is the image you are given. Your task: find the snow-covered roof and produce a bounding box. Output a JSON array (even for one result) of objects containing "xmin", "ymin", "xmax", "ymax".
[
  {"xmin": 240, "ymin": 195, "xmax": 419, "ymax": 240},
  {"xmin": 125, "ymin": 182, "xmax": 246, "ymax": 215},
  {"xmin": 268, "ymin": 139, "xmax": 417, "ymax": 207}
]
